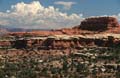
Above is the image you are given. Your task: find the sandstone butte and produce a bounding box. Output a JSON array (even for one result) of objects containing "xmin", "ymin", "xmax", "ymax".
[
  {"xmin": 1, "ymin": 16, "xmax": 120, "ymax": 49},
  {"xmin": 8, "ymin": 16, "xmax": 120, "ymax": 37}
]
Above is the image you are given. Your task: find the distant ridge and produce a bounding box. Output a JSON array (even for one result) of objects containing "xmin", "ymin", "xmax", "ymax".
[{"xmin": 0, "ymin": 25, "xmax": 52, "ymax": 32}]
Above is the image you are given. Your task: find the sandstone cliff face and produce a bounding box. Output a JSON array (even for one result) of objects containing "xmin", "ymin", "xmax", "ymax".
[
  {"xmin": 2, "ymin": 16, "xmax": 120, "ymax": 49},
  {"xmin": 79, "ymin": 17, "xmax": 119, "ymax": 31},
  {"xmin": 7, "ymin": 34, "xmax": 120, "ymax": 50}
]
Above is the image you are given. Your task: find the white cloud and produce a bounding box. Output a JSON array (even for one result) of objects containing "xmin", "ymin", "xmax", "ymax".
[
  {"xmin": 54, "ymin": 1, "xmax": 76, "ymax": 10},
  {"xmin": 117, "ymin": 13, "xmax": 120, "ymax": 22},
  {"xmin": 0, "ymin": 1, "xmax": 83, "ymax": 29}
]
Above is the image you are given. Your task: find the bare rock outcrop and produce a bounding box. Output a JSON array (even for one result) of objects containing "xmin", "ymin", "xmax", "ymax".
[
  {"xmin": 2, "ymin": 16, "xmax": 120, "ymax": 49},
  {"xmin": 79, "ymin": 16, "xmax": 119, "ymax": 31}
]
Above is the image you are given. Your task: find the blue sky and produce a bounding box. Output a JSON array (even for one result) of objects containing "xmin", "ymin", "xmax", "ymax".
[
  {"xmin": 0, "ymin": 0, "xmax": 120, "ymax": 17},
  {"xmin": 0, "ymin": 0, "xmax": 120, "ymax": 29}
]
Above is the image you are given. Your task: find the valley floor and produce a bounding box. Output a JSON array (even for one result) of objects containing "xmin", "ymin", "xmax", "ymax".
[{"xmin": 0, "ymin": 47, "xmax": 120, "ymax": 78}]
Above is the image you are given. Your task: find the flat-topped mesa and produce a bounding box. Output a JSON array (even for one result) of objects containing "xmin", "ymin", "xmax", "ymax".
[{"xmin": 79, "ymin": 16, "xmax": 119, "ymax": 31}]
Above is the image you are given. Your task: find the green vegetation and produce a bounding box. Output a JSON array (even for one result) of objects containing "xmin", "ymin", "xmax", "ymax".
[{"xmin": 0, "ymin": 47, "xmax": 119, "ymax": 78}]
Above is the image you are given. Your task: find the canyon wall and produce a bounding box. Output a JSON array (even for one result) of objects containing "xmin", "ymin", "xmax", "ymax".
[
  {"xmin": 5, "ymin": 35, "xmax": 120, "ymax": 49},
  {"xmin": 1, "ymin": 16, "xmax": 120, "ymax": 49}
]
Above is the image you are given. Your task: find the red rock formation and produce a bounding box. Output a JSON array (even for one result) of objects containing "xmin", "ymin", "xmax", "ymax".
[
  {"xmin": 8, "ymin": 16, "xmax": 120, "ymax": 37},
  {"xmin": 79, "ymin": 17, "xmax": 119, "ymax": 31},
  {"xmin": 2, "ymin": 16, "xmax": 120, "ymax": 49},
  {"xmin": 0, "ymin": 41, "xmax": 11, "ymax": 47}
]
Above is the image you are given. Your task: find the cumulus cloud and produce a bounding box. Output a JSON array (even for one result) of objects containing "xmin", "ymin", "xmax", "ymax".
[
  {"xmin": 54, "ymin": 1, "xmax": 76, "ymax": 10},
  {"xmin": 117, "ymin": 13, "xmax": 120, "ymax": 22},
  {"xmin": 0, "ymin": 1, "xmax": 83, "ymax": 29}
]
